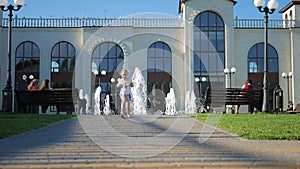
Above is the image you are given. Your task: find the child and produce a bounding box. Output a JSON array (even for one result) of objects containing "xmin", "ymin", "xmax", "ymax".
[{"xmin": 116, "ymin": 69, "xmax": 133, "ymax": 118}]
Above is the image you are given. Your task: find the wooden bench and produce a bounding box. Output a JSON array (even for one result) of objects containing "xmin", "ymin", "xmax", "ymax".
[
  {"xmin": 14, "ymin": 88, "xmax": 79, "ymax": 114},
  {"xmin": 204, "ymin": 87, "xmax": 263, "ymax": 114}
]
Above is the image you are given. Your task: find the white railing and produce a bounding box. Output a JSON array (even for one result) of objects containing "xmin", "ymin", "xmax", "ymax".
[
  {"xmin": 234, "ymin": 18, "xmax": 295, "ymax": 29},
  {"xmin": 1, "ymin": 17, "xmax": 184, "ymax": 28},
  {"xmin": 1, "ymin": 17, "xmax": 295, "ymax": 29}
]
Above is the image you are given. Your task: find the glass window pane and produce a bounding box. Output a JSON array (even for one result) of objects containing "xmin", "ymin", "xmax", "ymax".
[
  {"xmin": 268, "ymin": 46, "xmax": 277, "ymax": 58},
  {"xmin": 257, "ymin": 43, "xmax": 264, "ymax": 58},
  {"xmin": 194, "ymin": 15, "xmax": 200, "ymax": 26},
  {"xmin": 60, "ymin": 58, "xmax": 68, "ymax": 72},
  {"xmin": 52, "ymin": 45, "xmax": 59, "ymax": 57},
  {"xmin": 164, "ymin": 58, "xmax": 171, "ymax": 72},
  {"xmin": 216, "ymin": 16, "xmax": 224, "ymax": 26},
  {"xmin": 100, "ymin": 44, "xmax": 107, "ymax": 58},
  {"xmin": 248, "ymin": 46, "xmax": 256, "ymax": 58},
  {"xmin": 148, "ymin": 58, "xmax": 155, "ymax": 70},
  {"xmin": 210, "ymin": 53, "xmax": 217, "ymax": 72},
  {"xmin": 109, "ymin": 59, "xmax": 114, "ymax": 72},
  {"xmin": 100, "ymin": 59, "xmax": 108, "ymax": 71},
  {"xmin": 258, "ymin": 58, "xmax": 264, "ymax": 72},
  {"xmin": 218, "ymin": 53, "xmax": 225, "ymax": 71},
  {"xmin": 51, "ymin": 61, "xmax": 59, "ymax": 72},
  {"xmin": 148, "ymin": 48, "xmax": 155, "ymax": 58},
  {"xmin": 16, "ymin": 45, "xmax": 24, "ymax": 57},
  {"xmin": 269, "ymin": 59, "xmax": 278, "ymax": 72},
  {"xmin": 201, "ymin": 53, "xmax": 209, "ymax": 71},
  {"xmin": 15, "ymin": 58, "xmax": 24, "ymax": 72},
  {"xmin": 92, "ymin": 61, "xmax": 98, "ymax": 73},
  {"xmin": 156, "ymin": 59, "xmax": 163, "ymax": 72},
  {"xmin": 209, "ymin": 12, "xmax": 216, "ymax": 26},
  {"xmin": 194, "ymin": 53, "xmax": 201, "ymax": 72},
  {"xmin": 200, "ymin": 12, "xmax": 208, "ymax": 26}
]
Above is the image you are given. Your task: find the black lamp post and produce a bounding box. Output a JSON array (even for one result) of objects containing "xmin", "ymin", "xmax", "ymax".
[
  {"xmin": 0, "ymin": 0, "xmax": 25, "ymax": 112},
  {"xmin": 194, "ymin": 76, "xmax": 207, "ymax": 98},
  {"xmin": 254, "ymin": 0, "xmax": 278, "ymax": 113},
  {"xmin": 224, "ymin": 67, "xmax": 236, "ymax": 88},
  {"xmin": 282, "ymin": 72, "xmax": 293, "ymax": 110}
]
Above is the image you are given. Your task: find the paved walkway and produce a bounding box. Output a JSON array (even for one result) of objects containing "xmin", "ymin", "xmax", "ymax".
[{"xmin": 0, "ymin": 115, "xmax": 300, "ymax": 169}]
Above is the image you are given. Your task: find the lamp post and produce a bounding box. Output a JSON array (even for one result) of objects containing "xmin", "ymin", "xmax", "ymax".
[
  {"xmin": 254, "ymin": 0, "xmax": 278, "ymax": 113},
  {"xmin": 22, "ymin": 74, "xmax": 34, "ymax": 90},
  {"xmin": 93, "ymin": 70, "xmax": 107, "ymax": 87},
  {"xmin": 282, "ymin": 72, "xmax": 293, "ymax": 110},
  {"xmin": 224, "ymin": 67, "xmax": 236, "ymax": 88},
  {"xmin": 194, "ymin": 76, "xmax": 207, "ymax": 97},
  {"xmin": 0, "ymin": 0, "xmax": 25, "ymax": 111}
]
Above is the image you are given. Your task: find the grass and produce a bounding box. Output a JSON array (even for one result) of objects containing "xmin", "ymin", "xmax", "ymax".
[
  {"xmin": 190, "ymin": 113, "xmax": 300, "ymax": 140},
  {"xmin": 0, "ymin": 113, "xmax": 75, "ymax": 139}
]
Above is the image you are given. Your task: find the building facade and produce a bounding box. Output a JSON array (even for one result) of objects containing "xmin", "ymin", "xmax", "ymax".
[{"xmin": 1, "ymin": 0, "xmax": 300, "ymax": 113}]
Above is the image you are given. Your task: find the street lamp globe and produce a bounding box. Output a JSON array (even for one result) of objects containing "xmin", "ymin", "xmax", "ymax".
[
  {"xmin": 254, "ymin": 0, "xmax": 265, "ymax": 8},
  {"xmin": 194, "ymin": 77, "xmax": 200, "ymax": 82},
  {"xmin": 267, "ymin": 0, "xmax": 278, "ymax": 10},
  {"xmin": 93, "ymin": 70, "xmax": 99, "ymax": 76},
  {"xmin": 224, "ymin": 68, "xmax": 229, "ymax": 74},
  {"xmin": 0, "ymin": 0, "xmax": 8, "ymax": 6},
  {"xmin": 201, "ymin": 77, "xmax": 207, "ymax": 82},
  {"xmin": 282, "ymin": 72, "xmax": 287, "ymax": 78},
  {"xmin": 231, "ymin": 67, "xmax": 236, "ymax": 74},
  {"xmin": 14, "ymin": 0, "xmax": 25, "ymax": 6},
  {"xmin": 101, "ymin": 70, "xmax": 107, "ymax": 76},
  {"xmin": 288, "ymin": 72, "xmax": 293, "ymax": 77}
]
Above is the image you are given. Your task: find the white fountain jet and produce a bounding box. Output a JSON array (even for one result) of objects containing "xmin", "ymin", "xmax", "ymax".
[
  {"xmin": 131, "ymin": 67, "xmax": 147, "ymax": 115},
  {"xmin": 94, "ymin": 86, "xmax": 102, "ymax": 115},
  {"xmin": 165, "ymin": 88, "xmax": 177, "ymax": 115},
  {"xmin": 103, "ymin": 94, "xmax": 112, "ymax": 115}
]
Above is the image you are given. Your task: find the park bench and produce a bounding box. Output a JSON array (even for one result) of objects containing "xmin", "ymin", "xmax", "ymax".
[
  {"xmin": 14, "ymin": 88, "xmax": 79, "ymax": 114},
  {"xmin": 204, "ymin": 87, "xmax": 263, "ymax": 114}
]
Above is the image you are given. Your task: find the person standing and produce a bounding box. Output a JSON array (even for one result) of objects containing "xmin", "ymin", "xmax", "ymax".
[{"xmin": 116, "ymin": 69, "xmax": 133, "ymax": 118}]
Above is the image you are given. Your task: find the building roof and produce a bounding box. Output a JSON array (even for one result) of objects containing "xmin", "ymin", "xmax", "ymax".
[
  {"xmin": 178, "ymin": 0, "xmax": 237, "ymax": 13},
  {"xmin": 279, "ymin": 0, "xmax": 300, "ymax": 13}
]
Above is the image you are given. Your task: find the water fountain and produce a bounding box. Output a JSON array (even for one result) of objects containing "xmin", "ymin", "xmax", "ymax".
[
  {"xmin": 94, "ymin": 86, "xmax": 101, "ymax": 115},
  {"xmin": 165, "ymin": 88, "xmax": 177, "ymax": 115},
  {"xmin": 103, "ymin": 94, "xmax": 112, "ymax": 115},
  {"xmin": 131, "ymin": 67, "xmax": 147, "ymax": 115},
  {"xmin": 185, "ymin": 90, "xmax": 197, "ymax": 114}
]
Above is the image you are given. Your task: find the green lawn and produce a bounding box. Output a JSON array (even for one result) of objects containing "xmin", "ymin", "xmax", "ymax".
[
  {"xmin": 0, "ymin": 113, "xmax": 75, "ymax": 139},
  {"xmin": 191, "ymin": 113, "xmax": 300, "ymax": 140}
]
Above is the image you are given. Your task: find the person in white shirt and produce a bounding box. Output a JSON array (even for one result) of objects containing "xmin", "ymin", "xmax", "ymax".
[{"xmin": 116, "ymin": 69, "xmax": 133, "ymax": 118}]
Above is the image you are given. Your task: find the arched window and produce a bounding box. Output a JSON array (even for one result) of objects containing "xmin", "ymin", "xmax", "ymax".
[
  {"xmin": 51, "ymin": 41, "xmax": 75, "ymax": 88},
  {"xmin": 193, "ymin": 11, "xmax": 225, "ymax": 95},
  {"xmin": 15, "ymin": 41, "xmax": 40, "ymax": 90},
  {"xmin": 247, "ymin": 42, "xmax": 279, "ymax": 97},
  {"xmin": 92, "ymin": 42, "xmax": 124, "ymax": 99},
  {"xmin": 247, "ymin": 42, "xmax": 278, "ymax": 73},
  {"xmin": 147, "ymin": 41, "xmax": 172, "ymax": 111}
]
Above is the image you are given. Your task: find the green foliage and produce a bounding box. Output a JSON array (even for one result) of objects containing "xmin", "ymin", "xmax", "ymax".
[
  {"xmin": 0, "ymin": 113, "xmax": 75, "ymax": 139},
  {"xmin": 193, "ymin": 113, "xmax": 300, "ymax": 140}
]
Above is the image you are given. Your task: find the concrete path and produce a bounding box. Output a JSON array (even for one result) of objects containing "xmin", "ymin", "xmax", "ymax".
[{"xmin": 0, "ymin": 115, "xmax": 300, "ymax": 168}]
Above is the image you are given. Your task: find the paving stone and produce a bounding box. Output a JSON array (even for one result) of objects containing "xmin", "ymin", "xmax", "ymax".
[{"xmin": 0, "ymin": 115, "xmax": 299, "ymax": 168}]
